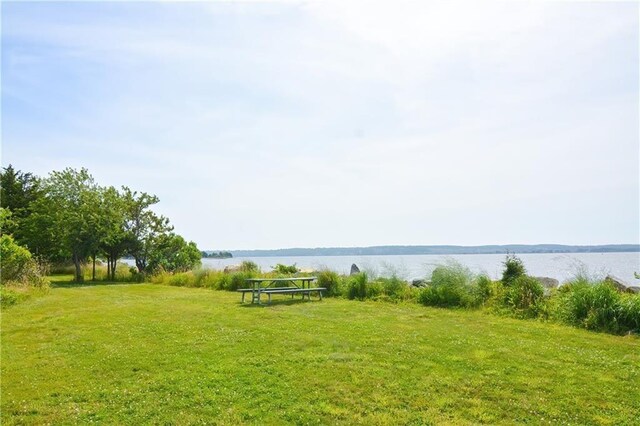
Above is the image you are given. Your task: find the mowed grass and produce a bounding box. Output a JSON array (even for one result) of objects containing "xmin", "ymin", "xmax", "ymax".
[{"xmin": 2, "ymin": 283, "xmax": 639, "ymax": 425}]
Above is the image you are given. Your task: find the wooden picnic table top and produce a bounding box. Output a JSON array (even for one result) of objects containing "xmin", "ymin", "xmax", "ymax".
[{"xmin": 245, "ymin": 276, "xmax": 317, "ymax": 283}]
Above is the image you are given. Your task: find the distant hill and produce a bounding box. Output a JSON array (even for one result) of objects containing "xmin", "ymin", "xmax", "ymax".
[{"xmin": 227, "ymin": 244, "xmax": 640, "ymax": 257}]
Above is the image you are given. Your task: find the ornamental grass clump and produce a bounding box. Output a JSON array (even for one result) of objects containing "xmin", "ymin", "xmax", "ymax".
[
  {"xmin": 346, "ymin": 272, "xmax": 383, "ymax": 300},
  {"xmin": 317, "ymin": 269, "xmax": 342, "ymax": 297},
  {"xmin": 418, "ymin": 260, "xmax": 487, "ymax": 308},
  {"xmin": 551, "ymin": 278, "xmax": 640, "ymax": 334}
]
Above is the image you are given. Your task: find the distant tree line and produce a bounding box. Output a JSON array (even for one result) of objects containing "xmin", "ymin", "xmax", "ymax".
[
  {"xmin": 1, "ymin": 165, "xmax": 201, "ymax": 282},
  {"xmin": 201, "ymin": 251, "xmax": 232, "ymax": 259}
]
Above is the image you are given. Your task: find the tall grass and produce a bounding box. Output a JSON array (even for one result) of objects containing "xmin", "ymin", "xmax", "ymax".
[
  {"xmin": 418, "ymin": 261, "xmax": 490, "ymax": 308},
  {"xmin": 551, "ymin": 278, "xmax": 639, "ymax": 334}
]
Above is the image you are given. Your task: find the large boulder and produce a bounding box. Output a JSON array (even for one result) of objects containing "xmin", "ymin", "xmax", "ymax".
[
  {"xmin": 534, "ymin": 276, "xmax": 559, "ymax": 289},
  {"xmin": 350, "ymin": 264, "xmax": 360, "ymax": 275},
  {"xmin": 605, "ymin": 275, "xmax": 638, "ymax": 293}
]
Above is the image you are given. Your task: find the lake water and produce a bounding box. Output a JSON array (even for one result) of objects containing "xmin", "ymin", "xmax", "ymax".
[{"xmin": 200, "ymin": 252, "xmax": 640, "ymax": 285}]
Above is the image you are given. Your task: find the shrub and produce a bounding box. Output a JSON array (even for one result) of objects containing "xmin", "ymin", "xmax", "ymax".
[
  {"xmin": 418, "ymin": 261, "xmax": 483, "ymax": 308},
  {"xmin": 168, "ymin": 272, "xmax": 196, "ymax": 287},
  {"xmin": 226, "ymin": 271, "xmax": 253, "ymax": 291},
  {"xmin": 1, "ymin": 235, "xmax": 48, "ymax": 288},
  {"xmin": 240, "ymin": 261, "xmax": 260, "ymax": 273},
  {"xmin": 347, "ymin": 272, "xmax": 370, "ymax": 300},
  {"xmin": 503, "ymin": 276, "xmax": 544, "ymax": 318},
  {"xmin": 475, "ymin": 274, "xmax": 493, "ymax": 304},
  {"xmin": 317, "ymin": 269, "xmax": 341, "ymax": 297},
  {"xmin": 272, "ymin": 263, "xmax": 299, "ymax": 274},
  {"xmin": 501, "ymin": 254, "xmax": 526, "ymax": 286},
  {"xmin": 0, "ymin": 287, "xmax": 22, "ymax": 308},
  {"xmin": 551, "ymin": 279, "xmax": 640, "ymax": 334},
  {"xmin": 618, "ymin": 294, "xmax": 640, "ymax": 333}
]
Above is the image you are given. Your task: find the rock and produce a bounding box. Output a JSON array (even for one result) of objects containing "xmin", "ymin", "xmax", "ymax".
[
  {"xmin": 534, "ymin": 276, "xmax": 559, "ymax": 289},
  {"xmin": 411, "ymin": 279, "xmax": 428, "ymax": 288},
  {"xmin": 605, "ymin": 275, "xmax": 637, "ymax": 293},
  {"xmin": 223, "ymin": 265, "xmax": 242, "ymax": 273},
  {"xmin": 350, "ymin": 264, "xmax": 360, "ymax": 275}
]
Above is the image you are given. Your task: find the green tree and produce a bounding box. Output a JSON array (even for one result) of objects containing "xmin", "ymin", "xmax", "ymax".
[
  {"xmin": 0, "ymin": 165, "xmax": 43, "ymax": 242},
  {"xmin": 122, "ymin": 188, "xmax": 172, "ymax": 273},
  {"xmin": 147, "ymin": 233, "xmax": 201, "ymax": 273},
  {"xmin": 98, "ymin": 186, "xmax": 132, "ymax": 281},
  {"xmin": 24, "ymin": 168, "xmax": 101, "ymax": 282},
  {"xmin": 501, "ymin": 254, "xmax": 526, "ymax": 286}
]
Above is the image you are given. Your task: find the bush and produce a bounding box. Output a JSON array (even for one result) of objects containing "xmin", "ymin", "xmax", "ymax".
[
  {"xmin": 272, "ymin": 263, "xmax": 299, "ymax": 275},
  {"xmin": 240, "ymin": 261, "xmax": 260, "ymax": 273},
  {"xmin": 501, "ymin": 254, "xmax": 526, "ymax": 286},
  {"xmin": 418, "ymin": 261, "xmax": 485, "ymax": 308},
  {"xmin": 503, "ymin": 276, "xmax": 544, "ymax": 318},
  {"xmin": 475, "ymin": 274, "xmax": 493, "ymax": 303},
  {"xmin": 551, "ymin": 279, "xmax": 640, "ymax": 334},
  {"xmin": 346, "ymin": 272, "xmax": 374, "ymax": 300},
  {"xmin": 168, "ymin": 271, "xmax": 196, "ymax": 287},
  {"xmin": 317, "ymin": 269, "xmax": 341, "ymax": 297},
  {"xmin": 618, "ymin": 294, "xmax": 640, "ymax": 333},
  {"xmin": 1, "ymin": 235, "xmax": 48, "ymax": 288},
  {"xmin": 0, "ymin": 287, "xmax": 23, "ymax": 308}
]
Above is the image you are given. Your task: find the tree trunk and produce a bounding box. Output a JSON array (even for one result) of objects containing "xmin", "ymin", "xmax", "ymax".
[
  {"xmin": 107, "ymin": 255, "xmax": 111, "ymax": 281},
  {"xmin": 110, "ymin": 255, "xmax": 117, "ymax": 281},
  {"xmin": 73, "ymin": 253, "xmax": 83, "ymax": 283},
  {"xmin": 92, "ymin": 254, "xmax": 96, "ymax": 281},
  {"xmin": 135, "ymin": 257, "xmax": 145, "ymax": 274}
]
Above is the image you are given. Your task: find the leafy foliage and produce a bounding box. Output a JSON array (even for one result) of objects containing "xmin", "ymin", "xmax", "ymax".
[
  {"xmin": 272, "ymin": 263, "xmax": 299, "ymax": 274},
  {"xmin": 418, "ymin": 261, "xmax": 489, "ymax": 308},
  {"xmin": 501, "ymin": 254, "xmax": 526, "ymax": 286},
  {"xmin": 316, "ymin": 269, "xmax": 341, "ymax": 297},
  {"xmin": 147, "ymin": 233, "xmax": 201, "ymax": 273},
  {"xmin": 551, "ymin": 279, "xmax": 640, "ymax": 334},
  {"xmin": 502, "ymin": 276, "xmax": 544, "ymax": 317}
]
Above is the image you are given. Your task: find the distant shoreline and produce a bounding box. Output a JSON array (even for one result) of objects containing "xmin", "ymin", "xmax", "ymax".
[{"xmin": 222, "ymin": 244, "xmax": 640, "ymax": 258}]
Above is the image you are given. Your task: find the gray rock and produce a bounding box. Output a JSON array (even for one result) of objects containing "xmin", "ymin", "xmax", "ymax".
[
  {"xmin": 224, "ymin": 265, "xmax": 242, "ymax": 273},
  {"xmin": 534, "ymin": 276, "xmax": 559, "ymax": 289},
  {"xmin": 411, "ymin": 279, "xmax": 428, "ymax": 288},
  {"xmin": 605, "ymin": 275, "xmax": 636, "ymax": 293},
  {"xmin": 350, "ymin": 264, "xmax": 360, "ymax": 275}
]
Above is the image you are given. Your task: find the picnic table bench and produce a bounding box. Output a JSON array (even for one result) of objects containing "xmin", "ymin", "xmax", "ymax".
[{"xmin": 238, "ymin": 277, "xmax": 325, "ymax": 304}]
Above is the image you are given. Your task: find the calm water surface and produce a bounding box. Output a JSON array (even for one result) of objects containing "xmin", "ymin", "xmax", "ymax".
[{"xmin": 202, "ymin": 252, "xmax": 640, "ymax": 284}]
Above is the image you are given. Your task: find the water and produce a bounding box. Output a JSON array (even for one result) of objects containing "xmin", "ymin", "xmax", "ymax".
[{"xmin": 200, "ymin": 252, "xmax": 640, "ymax": 284}]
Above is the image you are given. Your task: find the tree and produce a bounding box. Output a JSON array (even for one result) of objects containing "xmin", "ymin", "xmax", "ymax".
[
  {"xmin": 122, "ymin": 187, "xmax": 172, "ymax": 274},
  {"xmin": 147, "ymin": 233, "xmax": 201, "ymax": 273},
  {"xmin": 0, "ymin": 165, "xmax": 43, "ymax": 242},
  {"xmin": 98, "ymin": 186, "xmax": 132, "ymax": 281},
  {"xmin": 24, "ymin": 168, "xmax": 101, "ymax": 282}
]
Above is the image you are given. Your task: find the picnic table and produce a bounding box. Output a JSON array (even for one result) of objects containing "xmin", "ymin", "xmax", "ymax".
[{"xmin": 238, "ymin": 277, "xmax": 326, "ymax": 304}]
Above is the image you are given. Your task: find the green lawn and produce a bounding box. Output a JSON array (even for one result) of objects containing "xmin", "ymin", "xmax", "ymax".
[{"xmin": 2, "ymin": 283, "xmax": 639, "ymax": 425}]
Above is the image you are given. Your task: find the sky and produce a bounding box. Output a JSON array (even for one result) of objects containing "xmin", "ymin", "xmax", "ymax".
[{"xmin": 2, "ymin": 1, "xmax": 639, "ymax": 250}]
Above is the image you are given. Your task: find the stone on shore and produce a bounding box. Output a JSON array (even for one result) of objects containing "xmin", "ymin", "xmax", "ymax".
[
  {"xmin": 605, "ymin": 275, "xmax": 639, "ymax": 293},
  {"xmin": 350, "ymin": 264, "xmax": 360, "ymax": 275},
  {"xmin": 411, "ymin": 279, "xmax": 428, "ymax": 288},
  {"xmin": 534, "ymin": 276, "xmax": 559, "ymax": 289}
]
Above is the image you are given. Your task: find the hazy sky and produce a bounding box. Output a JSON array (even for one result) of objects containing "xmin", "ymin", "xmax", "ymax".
[{"xmin": 2, "ymin": 1, "xmax": 639, "ymax": 250}]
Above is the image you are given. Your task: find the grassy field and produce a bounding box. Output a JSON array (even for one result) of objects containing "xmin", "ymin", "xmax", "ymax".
[{"xmin": 2, "ymin": 280, "xmax": 639, "ymax": 425}]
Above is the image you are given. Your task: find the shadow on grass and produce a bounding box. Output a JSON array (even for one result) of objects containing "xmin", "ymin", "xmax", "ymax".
[
  {"xmin": 50, "ymin": 279, "xmax": 142, "ymax": 289},
  {"xmin": 238, "ymin": 297, "xmax": 324, "ymax": 308}
]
